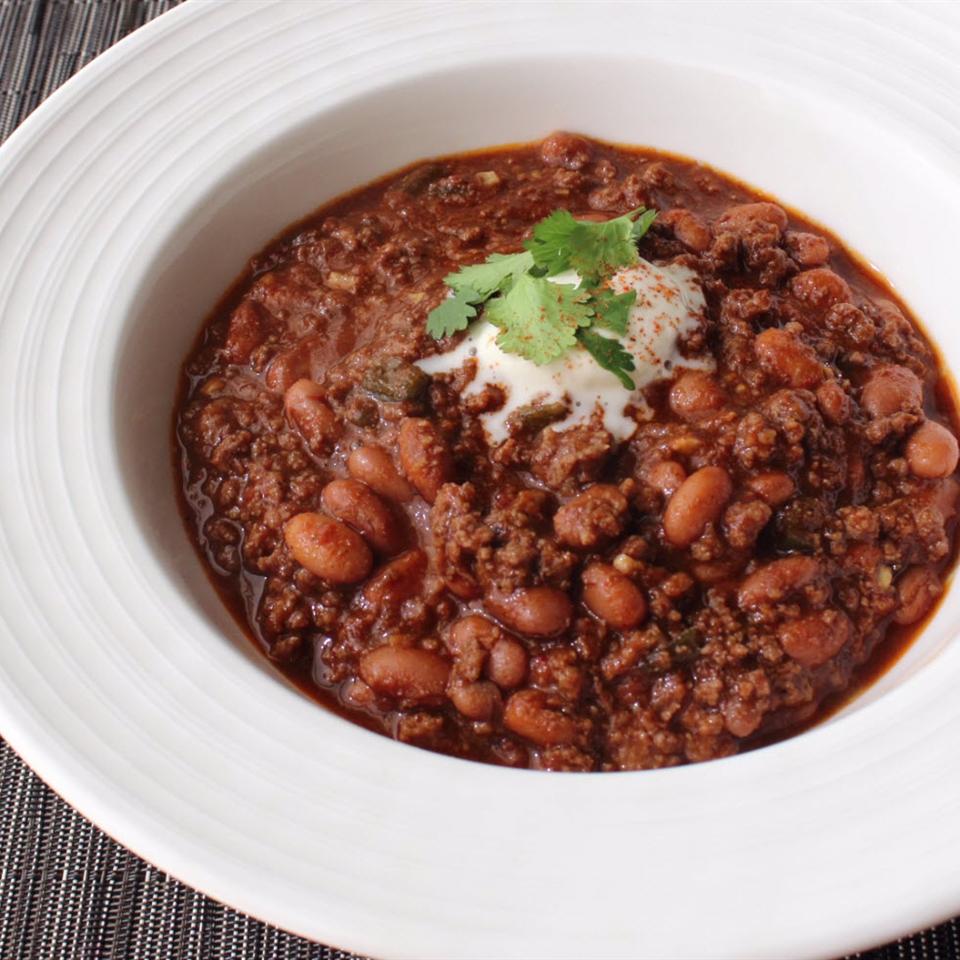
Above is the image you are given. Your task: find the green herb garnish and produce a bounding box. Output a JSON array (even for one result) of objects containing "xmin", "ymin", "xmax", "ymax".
[
  {"xmin": 588, "ymin": 286, "xmax": 637, "ymax": 336},
  {"xmin": 575, "ymin": 328, "xmax": 637, "ymax": 390},
  {"xmin": 424, "ymin": 286, "xmax": 480, "ymax": 338},
  {"xmin": 485, "ymin": 273, "xmax": 593, "ymax": 364},
  {"xmin": 426, "ymin": 206, "xmax": 656, "ymax": 389},
  {"xmin": 525, "ymin": 206, "xmax": 655, "ymax": 284},
  {"xmin": 446, "ymin": 251, "xmax": 534, "ymax": 299}
]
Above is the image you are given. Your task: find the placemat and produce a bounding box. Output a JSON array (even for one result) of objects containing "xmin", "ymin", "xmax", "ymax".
[{"xmin": 0, "ymin": 2, "xmax": 955, "ymax": 958}]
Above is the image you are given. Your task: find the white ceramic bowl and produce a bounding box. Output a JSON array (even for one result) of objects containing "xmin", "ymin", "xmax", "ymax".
[{"xmin": 3, "ymin": 2, "xmax": 960, "ymax": 957}]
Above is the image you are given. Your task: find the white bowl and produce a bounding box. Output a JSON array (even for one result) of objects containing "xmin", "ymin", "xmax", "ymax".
[{"xmin": 3, "ymin": 2, "xmax": 960, "ymax": 958}]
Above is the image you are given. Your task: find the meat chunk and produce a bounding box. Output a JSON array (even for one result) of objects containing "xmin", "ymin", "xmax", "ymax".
[{"xmin": 553, "ymin": 484, "xmax": 629, "ymax": 549}]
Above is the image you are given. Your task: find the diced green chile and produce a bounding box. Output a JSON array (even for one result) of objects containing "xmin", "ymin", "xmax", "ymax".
[
  {"xmin": 397, "ymin": 162, "xmax": 447, "ymax": 195},
  {"xmin": 507, "ymin": 401, "xmax": 569, "ymax": 436},
  {"xmin": 362, "ymin": 357, "xmax": 430, "ymax": 401},
  {"xmin": 775, "ymin": 498, "xmax": 825, "ymax": 553}
]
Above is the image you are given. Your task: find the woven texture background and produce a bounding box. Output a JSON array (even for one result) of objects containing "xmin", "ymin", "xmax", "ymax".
[{"xmin": 0, "ymin": 2, "xmax": 956, "ymax": 958}]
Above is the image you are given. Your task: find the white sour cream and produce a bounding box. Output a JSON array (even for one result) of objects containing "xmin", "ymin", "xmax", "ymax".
[{"xmin": 417, "ymin": 259, "xmax": 711, "ymax": 444}]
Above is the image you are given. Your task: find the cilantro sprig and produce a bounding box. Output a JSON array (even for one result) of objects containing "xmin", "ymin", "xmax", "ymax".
[
  {"xmin": 426, "ymin": 206, "xmax": 656, "ymax": 389},
  {"xmin": 525, "ymin": 207, "xmax": 656, "ymax": 284}
]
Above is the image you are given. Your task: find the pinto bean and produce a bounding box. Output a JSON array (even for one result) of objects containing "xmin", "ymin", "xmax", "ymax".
[
  {"xmin": 359, "ymin": 646, "xmax": 450, "ymax": 701},
  {"xmin": 448, "ymin": 614, "xmax": 502, "ymax": 654},
  {"xmin": 668, "ymin": 371, "xmax": 726, "ymax": 421},
  {"xmin": 321, "ymin": 478, "xmax": 403, "ymax": 555},
  {"xmin": 738, "ymin": 555, "xmax": 820, "ymax": 609},
  {"xmin": 449, "ymin": 681, "xmax": 501, "ymax": 721},
  {"xmin": 284, "ymin": 377, "xmax": 323, "ymax": 409},
  {"xmin": 722, "ymin": 697, "xmax": 764, "ymax": 739},
  {"xmin": 539, "ymin": 131, "xmax": 592, "ymax": 170},
  {"xmin": 930, "ymin": 476, "xmax": 960, "ymax": 522},
  {"xmin": 582, "ymin": 562, "xmax": 647, "ymax": 630},
  {"xmin": 398, "ymin": 417, "xmax": 453, "ymax": 502},
  {"xmin": 816, "ymin": 380, "xmax": 851, "ymax": 425},
  {"xmin": 754, "ymin": 328, "xmax": 824, "ymax": 389},
  {"xmin": 785, "ymin": 231, "xmax": 830, "ymax": 268},
  {"xmin": 663, "ymin": 466, "xmax": 733, "ymax": 547},
  {"xmin": 861, "ymin": 365, "xmax": 923, "ymax": 418},
  {"xmin": 503, "ymin": 689, "xmax": 576, "ymax": 746},
  {"xmin": 283, "ymin": 511, "xmax": 372, "ymax": 584},
  {"xmin": 443, "ymin": 572, "xmax": 482, "ymax": 602},
  {"xmin": 716, "ymin": 202, "xmax": 787, "ymax": 235},
  {"xmin": 486, "ymin": 587, "xmax": 573, "ymax": 637},
  {"xmin": 347, "ymin": 445, "xmax": 415, "ymax": 502},
  {"xmin": 362, "ymin": 549, "xmax": 426, "ymax": 606},
  {"xmin": 553, "ymin": 484, "xmax": 629, "ymax": 549},
  {"xmin": 789, "ymin": 267, "xmax": 851, "ymax": 311},
  {"xmin": 906, "ymin": 420, "xmax": 959, "ymax": 479},
  {"xmin": 487, "ymin": 637, "xmax": 528, "ymax": 689},
  {"xmin": 780, "ymin": 611, "xmax": 850, "ymax": 667},
  {"xmin": 223, "ymin": 300, "xmax": 265, "ymax": 364},
  {"xmin": 646, "ymin": 460, "xmax": 686, "ymax": 499},
  {"xmin": 284, "ymin": 379, "xmax": 340, "ymax": 452},
  {"xmin": 659, "ymin": 208, "xmax": 712, "ymax": 252},
  {"xmin": 747, "ymin": 470, "xmax": 795, "ymax": 507},
  {"xmin": 690, "ymin": 559, "xmax": 746, "ymax": 584},
  {"xmin": 266, "ymin": 342, "xmax": 312, "ymax": 393},
  {"xmin": 893, "ymin": 565, "xmax": 942, "ymax": 625}
]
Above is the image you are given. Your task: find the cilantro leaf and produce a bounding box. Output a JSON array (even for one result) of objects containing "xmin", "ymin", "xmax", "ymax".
[
  {"xmin": 522, "ymin": 209, "xmax": 579, "ymax": 275},
  {"xmin": 588, "ymin": 287, "xmax": 637, "ymax": 335},
  {"xmin": 486, "ymin": 274, "xmax": 593, "ymax": 365},
  {"xmin": 526, "ymin": 207, "xmax": 655, "ymax": 283},
  {"xmin": 444, "ymin": 251, "xmax": 534, "ymax": 299},
  {"xmin": 631, "ymin": 207, "xmax": 657, "ymax": 240},
  {"xmin": 569, "ymin": 212, "xmax": 639, "ymax": 281},
  {"xmin": 426, "ymin": 286, "xmax": 481, "ymax": 339},
  {"xmin": 577, "ymin": 327, "xmax": 636, "ymax": 389}
]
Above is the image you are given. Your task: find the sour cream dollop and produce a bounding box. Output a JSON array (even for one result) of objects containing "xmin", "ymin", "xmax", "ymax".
[{"xmin": 417, "ymin": 259, "xmax": 712, "ymax": 444}]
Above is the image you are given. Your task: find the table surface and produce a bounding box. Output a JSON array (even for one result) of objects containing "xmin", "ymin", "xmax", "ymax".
[{"xmin": 0, "ymin": 2, "xmax": 957, "ymax": 958}]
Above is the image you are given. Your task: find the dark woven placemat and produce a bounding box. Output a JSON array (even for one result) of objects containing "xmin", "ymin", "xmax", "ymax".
[{"xmin": 0, "ymin": 2, "xmax": 956, "ymax": 958}]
